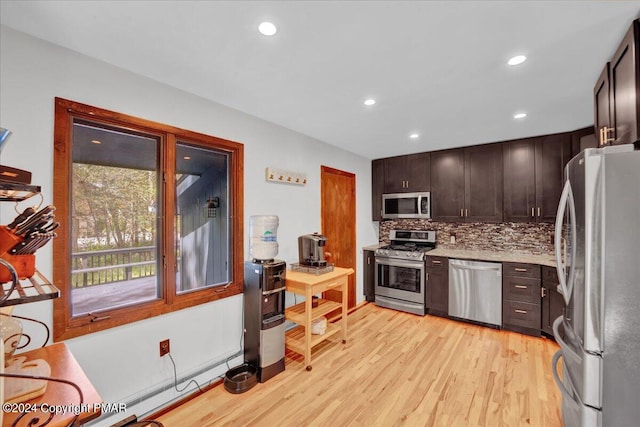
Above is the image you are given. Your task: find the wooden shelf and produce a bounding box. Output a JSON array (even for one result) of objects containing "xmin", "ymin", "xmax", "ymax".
[
  {"xmin": 285, "ymin": 298, "xmax": 341, "ymax": 325},
  {"xmin": 0, "ymin": 269, "xmax": 60, "ymax": 307},
  {"xmin": 285, "ymin": 323, "xmax": 341, "ymax": 355},
  {"xmin": 0, "ymin": 182, "xmax": 41, "ymax": 202}
]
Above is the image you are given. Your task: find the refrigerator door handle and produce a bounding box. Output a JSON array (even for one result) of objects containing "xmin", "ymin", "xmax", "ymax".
[
  {"xmin": 551, "ymin": 349, "xmax": 573, "ymax": 398},
  {"xmin": 555, "ymin": 180, "xmax": 577, "ymax": 305},
  {"xmin": 552, "ymin": 315, "xmax": 580, "ymax": 363}
]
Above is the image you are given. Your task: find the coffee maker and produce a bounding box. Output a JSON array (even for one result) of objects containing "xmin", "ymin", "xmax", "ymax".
[{"xmin": 298, "ymin": 233, "xmax": 327, "ymax": 267}]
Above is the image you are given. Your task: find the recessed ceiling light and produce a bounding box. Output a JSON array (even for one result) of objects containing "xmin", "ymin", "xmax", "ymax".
[
  {"xmin": 258, "ymin": 22, "xmax": 277, "ymax": 36},
  {"xmin": 508, "ymin": 55, "xmax": 527, "ymax": 66},
  {"xmin": 513, "ymin": 112, "xmax": 527, "ymax": 119},
  {"xmin": 183, "ymin": 156, "xmax": 191, "ymax": 160},
  {"xmin": 91, "ymin": 140, "xmax": 101, "ymax": 144},
  {"xmin": 409, "ymin": 133, "xmax": 420, "ymax": 139},
  {"xmin": 364, "ymin": 99, "xmax": 376, "ymax": 106}
]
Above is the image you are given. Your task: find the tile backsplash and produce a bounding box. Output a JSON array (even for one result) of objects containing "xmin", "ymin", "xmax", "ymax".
[{"xmin": 379, "ymin": 220, "xmax": 555, "ymax": 255}]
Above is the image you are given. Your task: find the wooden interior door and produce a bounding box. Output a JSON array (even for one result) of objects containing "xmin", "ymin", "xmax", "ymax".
[{"xmin": 321, "ymin": 166, "xmax": 356, "ymax": 308}]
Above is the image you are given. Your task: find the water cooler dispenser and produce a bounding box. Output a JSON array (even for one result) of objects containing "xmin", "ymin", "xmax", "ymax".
[
  {"xmin": 243, "ymin": 259, "xmax": 286, "ymax": 382},
  {"xmin": 224, "ymin": 215, "xmax": 284, "ymax": 393}
]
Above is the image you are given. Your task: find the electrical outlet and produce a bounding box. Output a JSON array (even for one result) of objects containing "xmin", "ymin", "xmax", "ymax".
[{"xmin": 159, "ymin": 339, "xmax": 170, "ymax": 357}]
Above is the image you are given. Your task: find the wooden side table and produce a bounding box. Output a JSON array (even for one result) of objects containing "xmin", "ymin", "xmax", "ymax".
[
  {"xmin": 2, "ymin": 342, "xmax": 102, "ymax": 427},
  {"xmin": 284, "ymin": 267, "xmax": 354, "ymax": 371}
]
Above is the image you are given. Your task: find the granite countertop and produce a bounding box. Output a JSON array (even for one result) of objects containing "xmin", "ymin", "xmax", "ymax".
[
  {"xmin": 427, "ymin": 247, "xmax": 557, "ymax": 267},
  {"xmin": 362, "ymin": 243, "xmax": 385, "ymax": 251},
  {"xmin": 363, "ymin": 244, "xmax": 557, "ymax": 267}
]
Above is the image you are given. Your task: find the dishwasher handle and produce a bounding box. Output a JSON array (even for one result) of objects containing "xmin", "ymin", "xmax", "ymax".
[{"xmin": 449, "ymin": 261, "xmax": 501, "ymax": 272}]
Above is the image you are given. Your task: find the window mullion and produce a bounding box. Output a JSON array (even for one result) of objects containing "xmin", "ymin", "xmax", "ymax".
[{"xmin": 163, "ymin": 133, "xmax": 177, "ymax": 306}]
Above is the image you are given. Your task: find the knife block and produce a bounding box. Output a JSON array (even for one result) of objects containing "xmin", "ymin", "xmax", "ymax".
[{"xmin": 0, "ymin": 226, "xmax": 35, "ymax": 282}]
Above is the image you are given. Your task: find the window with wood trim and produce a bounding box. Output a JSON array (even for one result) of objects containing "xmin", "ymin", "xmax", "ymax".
[{"xmin": 53, "ymin": 98, "xmax": 244, "ymax": 340}]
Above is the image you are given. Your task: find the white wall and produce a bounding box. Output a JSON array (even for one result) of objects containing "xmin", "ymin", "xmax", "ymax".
[{"xmin": 0, "ymin": 26, "xmax": 378, "ymax": 424}]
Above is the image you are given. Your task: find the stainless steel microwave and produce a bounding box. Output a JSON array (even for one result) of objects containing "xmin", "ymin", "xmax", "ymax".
[{"xmin": 382, "ymin": 192, "xmax": 431, "ymax": 219}]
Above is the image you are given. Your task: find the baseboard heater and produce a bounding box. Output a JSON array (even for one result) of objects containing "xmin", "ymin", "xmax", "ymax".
[{"xmin": 90, "ymin": 349, "xmax": 243, "ymax": 426}]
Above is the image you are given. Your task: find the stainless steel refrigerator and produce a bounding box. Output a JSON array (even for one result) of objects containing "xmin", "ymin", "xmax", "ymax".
[{"xmin": 552, "ymin": 144, "xmax": 640, "ymax": 426}]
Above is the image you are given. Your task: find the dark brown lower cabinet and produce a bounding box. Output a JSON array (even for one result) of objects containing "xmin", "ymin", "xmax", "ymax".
[
  {"xmin": 363, "ymin": 249, "xmax": 375, "ymax": 302},
  {"xmin": 426, "ymin": 256, "xmax": 448, "ymax": 316},
  {"xmin": 502, "ymin": 262, "xmax": 541, "ymax": 336},
  {"xmin": 541, "ymin": 265, "xmax": 565, "ymax": 338}
]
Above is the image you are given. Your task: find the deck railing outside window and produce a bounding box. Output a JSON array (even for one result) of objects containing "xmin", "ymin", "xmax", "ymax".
[{"xmin": 71, "ymin": 246, "xmax": 156, "ymax": 288}]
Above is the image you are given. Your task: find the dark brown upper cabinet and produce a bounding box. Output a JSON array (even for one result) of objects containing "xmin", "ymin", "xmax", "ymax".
[
  {"xmin": 464, "ymin": 144, "xmax": 503, "ymax": 223},
  {"xmin": 571, "ymin": 126, "xmax": 597, "ymax": 156},
  {"xmin": 594, "ymin": 19, "xmax": 639, "ymax": 147},
  {"xmin": 503, "ymin": 138, "xmax": 536, "ymax": 222},
  {"xmin": 431, "ymin": 148, "xmax": 465, "ymax": 222},
  {"xmin": 383, "ymin": 152, "xmax": 430, "ymax": 193},
  {"xmin": 594, "ymin": 64, "xmax": 612, "ymax": 146},
  {"xmin": 371, "ymin": 158, "xmax": 384, "ymax": 221},
  {"xmin": 503, "ymin": 133, "xmax": 571, "ymax": 223},
  {"xmin": 431, "ymin": 144, "xmax": 502, "ymax": 223},
  {"xmin": 535, "ymin": 134, "xmax": 572, "ymax": 222}
]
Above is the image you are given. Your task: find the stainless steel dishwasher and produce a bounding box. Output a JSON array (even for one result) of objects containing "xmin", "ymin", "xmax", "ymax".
[{"xmin": 448, "ymin": 259, "xmax": 502, "ymax": 326}]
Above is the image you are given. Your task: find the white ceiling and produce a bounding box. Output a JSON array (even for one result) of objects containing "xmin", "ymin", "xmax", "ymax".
[{"xmin": 1, "ymin": 1, "xmax": 639, "ymax": 159}]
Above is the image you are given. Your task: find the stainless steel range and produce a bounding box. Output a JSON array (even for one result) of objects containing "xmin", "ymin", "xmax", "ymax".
[{"xmin": 374, "ymin": 230, "xmax": 436, "ymax": 315}]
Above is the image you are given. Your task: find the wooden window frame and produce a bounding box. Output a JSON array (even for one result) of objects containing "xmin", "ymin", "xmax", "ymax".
[{"xmin": 52, "ymin": 98, "xmax": 244, "ymax": 341}]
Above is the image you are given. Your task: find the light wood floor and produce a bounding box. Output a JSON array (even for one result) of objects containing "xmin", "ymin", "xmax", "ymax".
[{"xmin": 157, "ymin": 303, "xmax": 562, "ymax": 427}]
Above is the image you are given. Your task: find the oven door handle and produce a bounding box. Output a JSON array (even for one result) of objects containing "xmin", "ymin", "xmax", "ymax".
[{"xmin": 376, "ymin": 257, "xmax": 424, "ymax": 270}]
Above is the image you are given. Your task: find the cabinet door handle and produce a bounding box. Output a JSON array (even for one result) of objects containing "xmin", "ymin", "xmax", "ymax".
[
  {"xmin": 599, "ymin": 128, "xmax": 604, "ymax": 145},
  {"xmin": 514, "ymin": 309, "xmax": 528, "ymax": 314},
  {"xmin": 514, "ymin": 285, "xmax": 528, "ymax": 289},
  {"xmin": 537, "ymin": 207, "xmax": 541, "ymax": 217},
  {"xmin": 432, "ymin": 260, "xmax": 442, "ymax": 265},
  {"xmin": 603, "ymin": 126, "xmax": 615, "ymax": 144},
  {"xmin": 367, "ymin": 257, "xmax": 371, "ymax": 265},
  {"xmin": 460, "ymin": 209, "xmax": 464, "ymax": 217},
  {"xmin": 531, "ymin": 207, "xmax": 535, "ymax": 217},
  {"xmin": 514, "ymin": 268, "xmax": 528, "ymax": 272},
  {"xmin": 541, "ymin": 287, "xmax": 547, "ymax": 298},
  {"xmin": 465, "ymin": 209, "xmax": 468, "ymax": 217}
]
